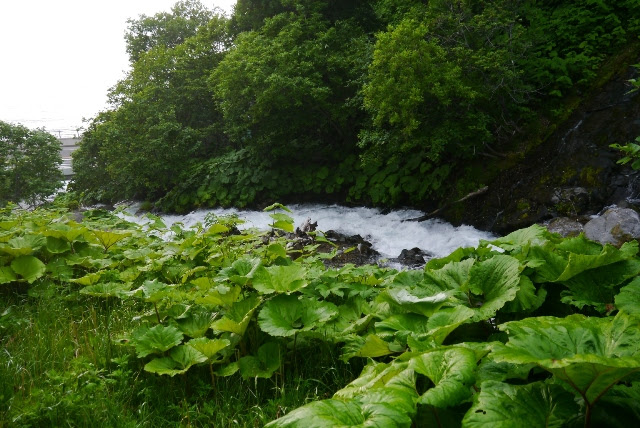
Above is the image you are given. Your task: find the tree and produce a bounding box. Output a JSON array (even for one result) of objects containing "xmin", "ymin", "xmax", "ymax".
[
  {"xmin": 125, "ymin": 0, "xmax": 216, "ymax": 63},
  {"xmin": 212, "ymin": 5, "xmax": 371, "ymax": 163},
  {"xmin": 0, "ymin": 121, "xmax": 63, "ymax": 206},
  {"xmin": 361, "ymin": 1, "xmax": 531, "ymax": 162},
  {"xmin": 73, "ymin": 12, "xmax": 230, "ymax": 202}
]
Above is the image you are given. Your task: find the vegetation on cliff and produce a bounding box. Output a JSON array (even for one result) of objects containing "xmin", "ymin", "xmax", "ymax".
[{"xmin": 70, "ymin": 0, "xmax": 640, "ymax": 211}]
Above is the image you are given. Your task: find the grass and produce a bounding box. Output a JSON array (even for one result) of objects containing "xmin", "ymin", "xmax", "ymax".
[{"xmin": 0, "ymin": 290, "xmax": 359, "ymax": 427}]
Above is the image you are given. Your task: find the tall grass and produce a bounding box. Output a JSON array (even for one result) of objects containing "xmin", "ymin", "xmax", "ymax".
[{"xmin": 0, "ymin": 289, "xmax": 358, "ymax": 427}]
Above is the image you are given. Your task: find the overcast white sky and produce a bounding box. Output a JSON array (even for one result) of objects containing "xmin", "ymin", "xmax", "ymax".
[{"xmin": 0, "ymin": 0, "xmax": 236, "ymax": 137}]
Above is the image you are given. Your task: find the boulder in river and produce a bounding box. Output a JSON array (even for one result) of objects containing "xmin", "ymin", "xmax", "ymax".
[
  {"xmin": 545, "ymin": 217, "xmax": 584, "ymax": 237},
  {"xmin": 583, "ymin": 207, "xmax": 640, "ymax": 247},
  {"xmin": 388, "ymin": 247, "xmax": 433, "ymax": 268}
]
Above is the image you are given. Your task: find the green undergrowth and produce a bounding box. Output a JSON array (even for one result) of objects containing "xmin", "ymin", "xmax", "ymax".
[{"xmin": 2, "ymin": 203, "xmax": 640, "ymax": 427}]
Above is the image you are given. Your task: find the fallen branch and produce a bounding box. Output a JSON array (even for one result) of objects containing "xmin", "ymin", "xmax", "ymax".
[{"xmin": 404, "ymin": 186, "xmax": 489, "ymax": 222}]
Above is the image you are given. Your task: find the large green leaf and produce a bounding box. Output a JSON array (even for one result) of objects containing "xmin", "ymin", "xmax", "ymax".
[
  {"xmin": 615, "ymin": 277, "xmax": 640, "ymax": 317},
  {"xmin": 80, "ymin": 282, "xmax": 131, "ymax": 298},
  {"xmin": 186, "ymin": 337, "xmax": 230, "ymax": 361},
  {"xmin": 555, "ymin": 241, "xmax": 638, "ymax": 282},
  {"xmin": 375, "ymin": 306, "xmax": 474, "ymax": 348},
  {"xmin": 258, "ymin": 294, "xmax": 338, "ymax": 337},
  {"xmin": 463, "ymin": 380, "xmax": 579, "ymax": 427},
  {"xmin": 491, "ymin": 224, "xmax": 553, "ymax": 251},
  {"xmin": 592, "ymin": 382, "xmax": 640, "ymax": 427},
  {"xmin": 381, "ymin": 287, "xmax": 450, "ymax": 317},
  {"xmin": 502, "ymin": 275, "xmax": 547, "ymax": 313},
  {"xmin": 335, "ymin": 361, "xmax": 410, "ymax": 399},
  {"xmin": 0, "ymin": 266, "xmax": 17, "ymax": 284},
  {"xmin": 174, "ymin": 307, "xmax": 214, "ymax": 338},
  {"xmin": 493, "ymin": 313, "xmax": 640, "ymax": 405},
  {"xmin": 130, "ymin": 324, "xmax": 184, "ymax": 358},
  {"xmin": 467, "ymin": 255, "xmax": 522, "ymax": 321},
  {"xmin": 265, "ymin": 399, "xmax": 366, "ymax": 427},
  {"xmin": 193, "ymin": 280, "xmax": 242, "ymax": 307},
  {"xmin": 560, "ymin": 259, "xmax": 640, "ymax": 311},
  {"xmin": 11, "ymin": 255, "xmax": 46, "ymax": 283},
  {"xmin": 423, "ymin": 258, "xmax": 475, "ymax": 291},
  {"xmin": 0, "ymin": 235, "xmax": 46, "ymax": 257},
  {"xmin": 267, "ymin": 365, "xmax": 417, "ymax": 427},
  {"xmin": 144, "ymin": 345, "xmax": 207, "ymax": 376},
  {"xmin": 90, "ymin": 229, "xmax": 131, "ymax": 251},
  {"xmin": 341, "ymin": 334, "xmax": 395, "ymax": 361},
  {"xmin": 210, "ymin": 294, "xmax": 261, "ymax": 335},
  {"xmin": 216, "ymin": 257, "xmax": 261, "ymax": 286},
  {"xmin": 237, "ymin": 342, "xmax": 282, "ymax": 379},
  {"xmin": 42, "ymin": 236, "xmax": 70, "ymax": 255},
  {"xmin": 124, "ymin": 279, "xmax": 172, "ymax": 303},
  {"xmin": 252, "ymin": 264, "xmax": 308, "ymax": 294},
  {"xmin": 409, "ymin": 347, "xmax": 482, "ymax": 408}
]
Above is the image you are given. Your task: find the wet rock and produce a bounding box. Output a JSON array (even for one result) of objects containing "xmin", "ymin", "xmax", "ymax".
[
  {"xmin": 296, "ymin": 217, "xmax": 318, "ymax": 235},
  {"xmin": 584, "ymin": 207, "xmax": 640, "ymax": 246},
  {"xmin": 442, "ymin": 60, "xmax": 640, "ymax": 234},
  {"xmin": 388, "ymin": 247, "xmax": 433, "ymax": 268},
  {"xmin": 545, "ymin": 217, "xmax": 584, "ymax": 237},
  {"xmin": 320, "ymin": 230, "xmax": 379, "ymax": 267},
  {"xmin": 550, "ymin": 187, "xmax": 590, "ymax": 215}
]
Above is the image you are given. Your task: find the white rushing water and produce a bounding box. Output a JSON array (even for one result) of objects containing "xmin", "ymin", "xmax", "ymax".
[{"xmin": 120, "ymin": 203, "xmax": 494, "ymax": 259}]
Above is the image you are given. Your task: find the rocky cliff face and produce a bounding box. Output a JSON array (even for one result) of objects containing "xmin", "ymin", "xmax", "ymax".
[{"xmin": 445, "ymin": 50, "xmax": 640, "ymax": 234}]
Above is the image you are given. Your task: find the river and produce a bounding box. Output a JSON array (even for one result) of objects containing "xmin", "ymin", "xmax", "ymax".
[{"xmin": 120, "ymin": 203, "xmax": 494, "ymax": 260}]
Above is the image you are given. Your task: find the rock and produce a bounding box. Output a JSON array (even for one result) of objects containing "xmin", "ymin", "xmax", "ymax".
[
  {"xmin": 584, "ymin": 207, "xmax": 640, "ymax": 246},
  {"xmin": 296, "ymin": 217, "xmax": 317, "ymax": 235},
  {"xmin": 550, "ymin": 187, "xmax": 590, "ymax": 215},
  {"xmin": 319, "ymin": 230, "xmax": 380, "ymax": 267},
  {"xmin": 393, "ymin": 247, "xmax": 433, "ymax": 267},
  {"xmin": 545, "ymin": 217, "xmax": 584, "ymax": 237}
]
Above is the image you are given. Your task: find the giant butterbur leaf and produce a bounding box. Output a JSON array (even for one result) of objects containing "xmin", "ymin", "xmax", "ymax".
[
  {"xmin": 555, "ymin": 241, "xmax": 638, "ymax": 282},
  {"xmin": 194, "ymin": 282, "xmax": 242, "ymax": 307},
  {"xmin": 45, "ymin": 236, "xmax": 71, "ymax": 254},
  {"xmin": 265, "ymin": 399, "xmax": 365, "ymax": 427},
  {"xmin": 252, "ymin": 264, "xmax": 307, "ymax": 294},
  {"xmin": 144, "ymin": 345, "xmax": 207, "ymax": 376},
  {"xmin": 10, "ymin": 255, "xmax": 46, "ymax": 283},
  {"xmin": 560, "ymin": 259, "xmax": 640, "ymax": 311},
  {"xmin": 423, "ymin": 258, "xmax": 475, "ymax": 291},
  {"xmin": 186, "ymin": 337, "xmax": 230, "ymax": 361},
  {"xmin": 258, "ymin": 294, "xmax": 338, "ymax": 337},
  {"xmin": 174, "ymin": 307, "xmax": 214, "ymax": 338},
  {"xmin": 267, "ymin": 366, "xmax": 417, "ymax": 427},
  {"xmin": 490, "ymin": 224, "xmax": 553, "ymax": 251},
  {"xmin": 0, "ymin": 235, "xmax": 46, "ymax": 257},
  {"xmin": 80, "ymin": 282, "xmax": 131, "ymax": 298},
  {"xmin": 211, "ymin": 294, "xmax": 261, "ymax": 336},
  {"xmin": 341, "ymin": 334, "xmax": 395, "ymax": 362},
  {"xmin": 381, "ymin": 287, "xmax": 450, "ymax": 317},
  {"xmin": 70, "ymin": 272, "xmax": 103, "ymax": 286},
  {"xmin": 463, "ymin": 380, "xmax": 579, "ymax": 427},
  {"xmin": 237, "ymin": 342, "xmax": 282, "ymax": 379},
  {"xmin": 467, "ymin": 254, "xmax": 522, "ymax": 321},
  {"xmin": 0, "ymin": 266, "xmax": 17, "ymax": 284},
  {"xmin": 409, "ymin": 346, "xmax": 482, "ymax": 408},
  {"xmin": 492, "ymin": 313, "xmax": 640, "ymax": 406},
  {"xmin": 90, "ymin": 229, "xmax": 131, "ymax": 251},
  {"xmin": 130, "ymin": 324, "xmax": 184, "ymax": 358},
  {"xmin": 615, "ymin": 277, "xmax": 640, "ymax": 318},
  {"xmin": 216, "ymin": 257, "xmax": 261, "ymax": 286}
]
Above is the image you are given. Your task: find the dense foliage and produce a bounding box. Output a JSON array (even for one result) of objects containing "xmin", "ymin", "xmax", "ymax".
[
  {"xmin": 0, "ymin": 121, "xmax": 62, "ymax": 207},
  {"xmin": 2, "ymin": 204, "xmax": 640, "ymax": 426},
  {"xmin": 71, "ymin": 0, "xmax": 640, "ymax": 209}
]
